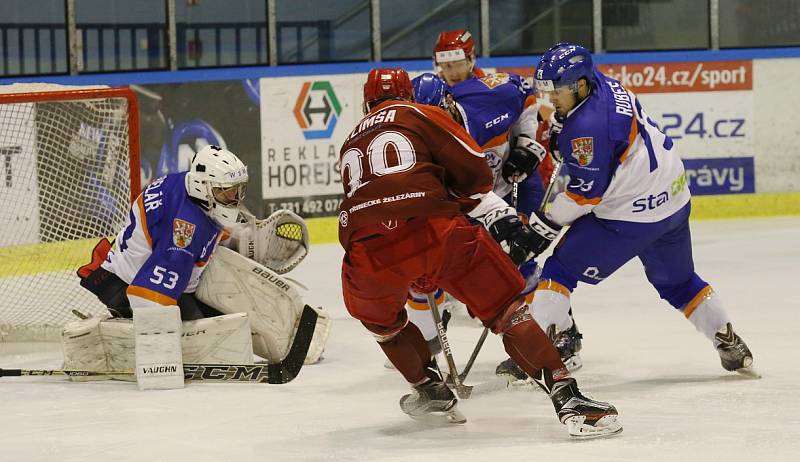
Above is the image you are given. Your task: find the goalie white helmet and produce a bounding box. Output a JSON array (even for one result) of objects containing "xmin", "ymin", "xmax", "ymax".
[{"xmin": 185, "ymin": 145, "xmax": 248, "ymax": 228}]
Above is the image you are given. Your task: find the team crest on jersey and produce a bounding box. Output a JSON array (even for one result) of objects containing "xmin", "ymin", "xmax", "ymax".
[
  {"xmin": 570, "ymin": 137, "xmax": 594, "ymax": 166},
  {"xmin": 479, "ymin": 73, "xmax": 510, "ymax": 89},
  {"xmin": 173, "ymin": 219, "xmax": 196, "ymax": 248}
]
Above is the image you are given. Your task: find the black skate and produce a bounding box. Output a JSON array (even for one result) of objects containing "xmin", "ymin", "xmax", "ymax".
[
  {"xmin": 715, "ymin": 323, "xmax": 760, "ymax": 378},
  {"xmin": 549, "ymin": 377, "xmax": 622, "ymax": 438},
  {"xmin": 495, "ymin": 357, "xmax": 534, "ymax": 386},
  {"xmin": 400, "ymin": 368, "xmax": 466, "ymax": 425},
  {"xmin": 547, "ymin": 322, "xmax": 583, "ymax": 372}
]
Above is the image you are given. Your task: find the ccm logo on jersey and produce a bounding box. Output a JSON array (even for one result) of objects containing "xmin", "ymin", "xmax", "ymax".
[{"xmin": 485, "ymin": 113, "xmax": 510, "ymax": 129}]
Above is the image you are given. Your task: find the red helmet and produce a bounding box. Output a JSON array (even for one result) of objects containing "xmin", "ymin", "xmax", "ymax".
[
  {"xmin": 433, "ymin": 29, "xmax": 475, "ymax": 63},
  {"xmin": 363, "ymin": 68, "xmax": 413, "ymax": 112}
]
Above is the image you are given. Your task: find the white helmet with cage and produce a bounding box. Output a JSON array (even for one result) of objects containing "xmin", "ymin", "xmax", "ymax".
[{"xmin": 185, "ymin": 145, "xmax": 248, "ymax": 228}]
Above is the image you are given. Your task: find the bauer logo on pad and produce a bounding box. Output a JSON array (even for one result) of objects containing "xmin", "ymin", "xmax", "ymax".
[{"xmin": 173, "ymin": 218, "xmax": 196, "ymax": 248}]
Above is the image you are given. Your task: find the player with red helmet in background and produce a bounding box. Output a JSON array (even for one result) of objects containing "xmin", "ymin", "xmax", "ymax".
[
  {"xmin": 337, "ymin": 67, "xmax": 622, "ymax": 438},
  {"xmin": 433, "ymin": 29, "xmax": 485, "ymax": 86}
]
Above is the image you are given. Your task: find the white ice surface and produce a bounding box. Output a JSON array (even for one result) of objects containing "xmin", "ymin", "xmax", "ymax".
[{"xmin": 2, "ymin": 217, "xmax": 799, "ymax": 462}]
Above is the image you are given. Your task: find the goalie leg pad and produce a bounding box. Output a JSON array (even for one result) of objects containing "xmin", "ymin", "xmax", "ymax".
[
  {"xmin": 196, "ymin": 246, "xmax": 327, "ymax": 363},
  {"xmin": 182, "ymin": 313, "xmax": 254, "ymax": 364},
  {"xmin": 62, "ymin": 316, "xmax": 135, "ymax": 382},
  {"xmin": 134, "ymin": 306, "xmax": 184, "ymax": 390},
  {"xmin": 62, "ymin": 312, "xmax": 255, "ymax": 383},
  {"xmin": 62, "ymin": 316, "xmax": 111, "ymax": 382}
]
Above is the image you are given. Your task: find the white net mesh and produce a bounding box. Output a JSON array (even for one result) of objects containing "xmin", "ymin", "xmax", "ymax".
[{"xmin": 0, "ymin": 85, "xmax": 137, "ymax": 341}]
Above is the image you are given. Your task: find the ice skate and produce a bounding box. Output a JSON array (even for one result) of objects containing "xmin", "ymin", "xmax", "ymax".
[
  {"xmin": 549, "ymin": 378, "xmax": 622, "ymax": 439},
  {"xmin": 495, "ymin": 357, "xmax": 534, "ymax": 386},
  {"xmin": 715, "ymin": 323, "xmax": 760, "ymax": 379},
  {"xmin": 547, "ymin": 322, "xmax": 583, "ymax": 372},
  {"xmin": 400, "ymin": 370, "xmax": 466, "ymax": 424}
]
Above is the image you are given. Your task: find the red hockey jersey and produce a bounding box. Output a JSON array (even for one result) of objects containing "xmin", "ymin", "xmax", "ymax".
[{"xmin": 338, "ymin": 100, "xmax": 494, "ymax": 248}]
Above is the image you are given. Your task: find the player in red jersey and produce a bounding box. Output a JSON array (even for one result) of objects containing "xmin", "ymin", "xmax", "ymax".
[{"xmin": 337, "ymin": 68, "xmax": 622, "ymax": 438}]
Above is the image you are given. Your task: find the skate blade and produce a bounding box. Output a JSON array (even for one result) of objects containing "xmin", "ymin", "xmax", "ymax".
[
  {"xmin": 406, "ymin": 406, "xmax": 467, "ymax": 425},
  {"xmin": 735, "ymin": 364, "xmax": 762, "ymax": 379},
  {"xmin": 496, "ymin": 372, "xmax": 537, "ymax": 388},
  {"xmin": 565, "ymin": 415, "xmax": 623, "ymax": 439},
  {"xmin": 564, "ymin": 354, "xmax": 582, "ymax": 372}
]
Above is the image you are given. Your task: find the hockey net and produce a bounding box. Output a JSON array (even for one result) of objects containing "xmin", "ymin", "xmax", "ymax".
[{"xmin": 0, "ymin": 84, "xmax": 139, "ymax": 341}]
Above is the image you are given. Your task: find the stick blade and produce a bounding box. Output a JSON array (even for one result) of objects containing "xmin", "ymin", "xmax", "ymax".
[{"xmin": 268, "ymin": 304, "xmax": 318, "ymax": 384}]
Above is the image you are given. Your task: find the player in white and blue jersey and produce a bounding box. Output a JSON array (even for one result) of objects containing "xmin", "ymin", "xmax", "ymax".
[{"xmin": 517, "ymin": 42, "xmax": 756, "ymax": 377}]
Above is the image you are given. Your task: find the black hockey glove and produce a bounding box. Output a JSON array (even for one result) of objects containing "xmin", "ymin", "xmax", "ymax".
[
  {"xmin": 527, "ymin": 210, "xmax": 562, "ymax": 255},
  {"xmin": 548, "ymin": 113, "xmax": 564, "ymax": 162},
  {"xmin": 502, "ymin": 135, "xmax": 547, "ymax": 183},
  {"xmin": 482, "ymin": 207, "xmax": 561, "ymax": 265}
]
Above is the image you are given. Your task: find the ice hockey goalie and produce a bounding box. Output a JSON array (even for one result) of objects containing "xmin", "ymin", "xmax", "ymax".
[{"xmin": 63, "ymin": 207, "xmax": 331, "ymax": 382}]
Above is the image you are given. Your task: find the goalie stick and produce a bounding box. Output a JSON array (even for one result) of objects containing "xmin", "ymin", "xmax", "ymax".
[{"xmin": 1, "ymin": 305, "xmax": 318, "ymax": 385}]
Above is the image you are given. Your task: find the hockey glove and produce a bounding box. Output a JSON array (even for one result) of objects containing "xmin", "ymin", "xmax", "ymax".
[
  {"xmin": 483, "ymin": 207, "xmax": 558, "ymax": 265},
  {"xmin": 527, "ymin": 211, "xmax": 562, "ymax": 255},
  {"xmin": 502, "ymin": 135, "xmax": 547, "ymax": 183},
  {"xmin": 548, "ymin": 112, "xmax": 564, "ymax": 162}
]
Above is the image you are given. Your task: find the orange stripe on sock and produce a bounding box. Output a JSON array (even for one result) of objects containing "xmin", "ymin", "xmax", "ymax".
[
  {"xmin": 406, "ymin": 293, "xmax": 445, "ymax": 311},
  {"xmin": 524, "ymin": 291, "xmax": 535, "ymax": 304},
  {"xmin": 534, "ymin": 279, "xmax": 571, "ymax": 298},
  {"xmin": 683, "ymin": 285, "xmax": 714, "ymax": 318}
]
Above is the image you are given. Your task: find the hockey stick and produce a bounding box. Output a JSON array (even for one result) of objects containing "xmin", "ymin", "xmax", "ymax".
[
  {"xmin": 458, "ymin": 160, "xmax": 565, "ymax": 383},
  {"xmin": 427, "ymin": 292, "xmax": 473, "ymax": 399},
  {"xmin": 1, "ymin": 305, "xmax": 318, "ymax": 385}
]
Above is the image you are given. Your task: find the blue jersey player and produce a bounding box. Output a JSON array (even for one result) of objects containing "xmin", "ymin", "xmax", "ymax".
[
  {"xmin": 404, "ymin": 72, "xmax": 551, "ymax": 364},
  {"xmin": 504, "ymin": 42, "xmax": 756, "ymax": 378},
  {"xmin": 77, "ymin": 145, "xmax": 248, "ymax": 320},
  {"xmin": 413, "ymin": 71, "xmax": 548, "ymax": 225}
]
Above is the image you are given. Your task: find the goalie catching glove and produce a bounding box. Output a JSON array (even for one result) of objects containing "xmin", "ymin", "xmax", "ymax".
[
  {"xmin": 228, "ymin": 209, "xmax": 309, "ymax": 274},
  {"xmin": 482, "ymin": 207, "xmax": 562, "ymax": 264}
]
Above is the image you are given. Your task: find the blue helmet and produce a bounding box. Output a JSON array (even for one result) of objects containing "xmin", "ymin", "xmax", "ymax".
[
  {"xmin": 534, "ymin": 42, "xmax": 595, "ymax": 93},
  {"xmin": 412, "ymin": 73, "xmax": 448, "ymax": 107}
]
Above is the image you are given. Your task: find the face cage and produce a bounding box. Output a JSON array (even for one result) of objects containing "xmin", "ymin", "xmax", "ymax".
[
  {"xmin": 201, "ymin": 181, "xmax": 246, "ymax": 228},
  {"xmin": 211, "ymin": 183, "xmax": 247, "ymax": 207}
]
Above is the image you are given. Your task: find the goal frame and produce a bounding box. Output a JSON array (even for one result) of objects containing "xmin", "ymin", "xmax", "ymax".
[
  {"xmin": 0, "ymin": 87, "xmax": 141, "ymax": 200},
  {"xmin": 0, "ymin": 86, "xmax": 141, "ymax": 341}
]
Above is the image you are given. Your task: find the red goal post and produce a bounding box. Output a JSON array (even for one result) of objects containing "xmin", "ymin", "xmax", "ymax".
[{"xmin": 0, "ymin": 84, "xmax": 140, "ymax": 341}]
